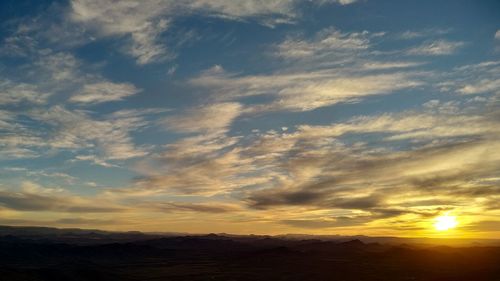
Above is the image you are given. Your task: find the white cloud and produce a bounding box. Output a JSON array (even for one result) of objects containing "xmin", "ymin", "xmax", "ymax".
[
  {"xmin": 68, "ymin": 0, "xmax": 358, "ymax": 64},
  {"xmin": 407, "ymin": 40, "xmax": 464, "ymax": 56},
  {"xmin": 187, "ymin": 0, "xmax": 297, "ymax": 18},
  {"xmin": 74, "ymin": 155, "xmax": 119, "ymax": 168},
  {"xmin": 164, "ymin": 102, "xmax": 242, "ymax": 134},
  {"xmin": 398, "ymin": 28, "xmax": 450, "ymax": 40},
  {"xmin": 274, "ymin": 28, "xmax": 373, "ymax": 61},
  {"xmin": 0, "ymin": 33, "xmax": 38, "ymax": 57},
  {"xmin": 20, "ymin": 181, "xmax": 65, "ymax": 195},
  {"xmin": 191, "ymin": 66, "xmax": 420, "ymax": 112},
  {"xmin": 458, "ymin": 79, "xmax": 500, "ymax": 95},
  {"xmin": 122, "ymin": 99, "xmax": 500, "ymax": 231},
  {"xmin": 31, "ymin": 106, "xmax": 149, "ymax": 160},
  {"xmin": 314, "ymin": 0, "xmax": 357, "ymax": 5},
  {"xmin": 126, "ymin": 19, "xmax": 171, "ymax": 64},
  {"xmin": 0, "ymin": 147, "xmax": 40, "ymax": 160},
  {"xmin": 360, "ymin": 61, "xmax": 425, "ymax": 70},
  {"xmin": 70, "ymin": 81, "xmax": 140, "ymax": 104},
  {"xmin": 0, "ymin": 184, "xmax": 125, "ymax": 213},
  {"xmin": 0, "ymin": 79, "xmax": 50, "ymax": 105},
  {"xmin": 495, "ymin": 30, "xmax": 500, "ymax": 40},
  {"xmin": 69, "ymin": 0, "xmax": 175, "ymax": 64},
  {"xmin": 35, "ymin": 52, "xmax": 81, "ymax": 81},
  {"xmin": 439, "ymin": 60, "xmax": 500, "ymax": 96}
]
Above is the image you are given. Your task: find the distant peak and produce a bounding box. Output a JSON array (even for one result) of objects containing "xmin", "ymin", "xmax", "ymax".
[{"xmin": 340, "ymin": 239, "xmax": 365, "ymax": 246}]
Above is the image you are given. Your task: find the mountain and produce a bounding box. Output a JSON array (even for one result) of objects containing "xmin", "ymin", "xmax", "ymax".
[{"xmin": 0, "ymin": 225, "xmax": 499, "ymax": 280}]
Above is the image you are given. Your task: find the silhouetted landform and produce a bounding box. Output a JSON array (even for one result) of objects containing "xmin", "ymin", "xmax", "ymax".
[{"xmin": 0, "ymin": 225, "xmax": 499, "ymax": 281}]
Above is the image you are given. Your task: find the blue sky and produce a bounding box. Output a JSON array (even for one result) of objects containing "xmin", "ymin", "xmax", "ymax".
[{"xmin": 0, "ymin": 0, "xmax": 499, "ymax": 236}]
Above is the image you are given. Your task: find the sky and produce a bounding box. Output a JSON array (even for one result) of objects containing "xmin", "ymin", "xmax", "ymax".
[{"xmin": 0, "ymin": 0, "xmax": 499, "ymax": 238}]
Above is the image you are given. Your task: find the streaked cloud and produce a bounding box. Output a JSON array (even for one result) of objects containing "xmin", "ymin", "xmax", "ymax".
[
  {"xmin": 1, "ymin": 0, "xmax": 498, "ymax": 236},
  {"xmin": 143, "ymin": 201, "xmax": 242, "ymax": 213},
  {"xmin": 458, "ymin": 79, "xmax": 500, "ymax": 95},
  {"xmin": 68, "ymin": 0, "xmax": 358, "ymax": 64},
  {"xmin": 70, "ymin": 81, "xmax": 140, "ymax": 104},
  {"xmin": 0, "ymin": 189, "xmax": 123, "ymax": 213},
  {"xmin": 407, "ymin": 40, "xmax": 464, "ymax": 56},
  {"xmin": 274, "ymin": 28, "xmax": 372, "ymax": 60},
  {"xmin": 191, "ymin": 66, "xmax": 420, "ymax": 112},
  {"xmin": 398, "ymin": 28, "xmax": 451, "ymax": 40},
  {"xmin": 0, "ymin": 80, "xmax": 50, "ymax": 105},
  {"xmin": 164, "ymin": 102, "xmax": 242, "ymax": 133}
]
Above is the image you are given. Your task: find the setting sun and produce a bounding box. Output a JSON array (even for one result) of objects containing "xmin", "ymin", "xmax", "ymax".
[{"xmin": 434, "ymin": 215, "xmax": 458, "ymax": 231}]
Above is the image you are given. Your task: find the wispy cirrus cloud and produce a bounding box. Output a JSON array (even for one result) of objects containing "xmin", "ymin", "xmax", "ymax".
[
  {"xmin": 70, "ymin": 81, "xmax": 141, "ymax": 104},
  {"xmin": 140, "ymin": 201, "xmax": 242, "ymax": 214},
  {"xmin": 118, "ymin": 89, "xmax": 500, "ymax": 231},
  {"xmin": 163, "ymin": 102, "xmax": 243, "ymax": 134},
  {"xmin": 438, "ymin": 60, "xmax": 500, "ymax": 95},
  {"xmin": 407, "ymin": 39, "xmax": 464, "ymax": 56},
  {"xmin": 66, "ymin": 0, "xmax": 358, "ymax": 64},
  {"xmin": 458, "ymin": 79, "xmax": 500, "ymax": 95},
  {"xmin": 190, "ymin": 66, "xmax": 421, "ymax": 112},
  {"xmin": 0, "ymin": 105, "xmax": 165, "ymax": 164},
  {"xmin": 1, "ymin": 0, "xmax": 499, "ymax": 236},
  {"xmin": 0, "ymin": 80, "xmax": 50, "ymax": 105},
  {"xmin": 274, "ymin": 27, "xmax": 373, "ymax": 60},
  {"xmin": 398, "ymin": 28, "xmax": 451, "ymax": 40},
  {"xmin": 30, "ymin": 105, "xmax": 153, "ymax": 160},
  {"xmin": 0, "ymin": 188, "xmax": 124, "ymax": 213}
]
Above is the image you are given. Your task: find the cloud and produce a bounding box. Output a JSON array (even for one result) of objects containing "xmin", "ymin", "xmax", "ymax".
[
  {"xmin": 0, "ymin": 105, "xmax": 165, "ymax": 162},
  {"xmin": 0, "ymin": 79, "xmax": 50, "ymax": 105},
  {"xmin": 164, "ymin": 102, "xmax": 243, "ymax": 134},
  {"xmin": 398, "ymin": 28, "xmax": 451, "ymax": 40},
  {"xmin": 281, "ymin": 217, "xmax": 369, "ymax": 229},
  {"xmin": 0, "ymin": 190, "xmax": 123, "ymax": 213},
  {"xmin": 126, "ymin": 19, "xmax": 171, "ymax": 65},
  {"xmin": 0, "ymin": 32, "xmax": 38, "ymax": 57},
  {"xmin": 407, "ymin": 40, "xmax": 464, "ymax": 56},
  {"xmin": 30, "ymin": 105, "xmax": 148, "ymax": 160},
  {"xmin": 458, "ymin": 79, "xmax": 500, "ymax": 95},
  {"xmin": 20, "ymin": 181, "xmax": 65, "ymax": 194},
  {"xmin": 0, "ymin": 147, "xmax": 40, "ymax": 160},
  {"xmin": 463, "ymin": 220, "xmax": 500, "ymax": 232},
  {"xmin": 144, "ymin": 201, "xmax": 241, "ymax": 213},
  {"xmin": 2, "ymin": 1, "xmax": 498, "ymax": 234},
  {"xmin": 67, "ymin": 0, "xmax": 358, "ymax": 64},
  {"xmin": 359, "ymin": 61, "xmax": 425, "ymax": 70},
  {"xmin": 0, "ymin": 110, "xmax": 45, "ymax": 159},
  {"xmin": 55, "ymin": 217, "xmax": 115, "ymax": 225},
  {"xmin": 191, "ymin": 66, "xmax": 420, "ymax": 112},
  {"xmin": 438, "ymin": 60, "xmax": 500, "ymax": 96},
  {"xmin": 68, "ymin": 0, "xmax": 285, "ymax": 64},
  {"xmin": 132, "ymin": 141, "xmax": 246, "ymax": 195},
  {"xmin": 35, "ymin": 52, "xmax": 82, "ymax": 82},
  {"xmin": 69, "ymin": 81, "xmax": 140, "ymax": 104},
  {"xmin": 69, "ymin": 0, "xmax": 174, "ymax": 64},
  {"xmin": 187, "ymin": 0, "xmax": 297, "ymax": 18},
  {"xmin": 243, "ymin": 134, "xmax": 500, "ymax": 214},
  {"xmin": 73, "ymin": 155, "xmax": 120, "ymax": 168},
  {"xmin": 274, "ymin": 28, "xmax": 371, "ymax": 59},
  {"xmin": 122, "ymin": 90, "xmax": 500, "ymax": 231},
  {"xmin": 24, "ymin": 171, "xmax": 77, "ymax": 184},
  {"xmin": 2, "ymin": 50, "xmax": 142, "ymax": 107},
  {"xmin": 247, "ymin": 189, "xmax": 327, "ymax": 209}
]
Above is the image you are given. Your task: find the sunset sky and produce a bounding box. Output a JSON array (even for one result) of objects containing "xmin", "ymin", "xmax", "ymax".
[{"xmin": 0, "ymin": 0, "xmax": 499, "ymax": 238}]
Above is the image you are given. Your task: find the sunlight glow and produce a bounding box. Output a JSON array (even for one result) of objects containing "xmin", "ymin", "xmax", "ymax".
[{"xmin": 434, "ymin": 215, "xmax": 458, "ymax": 231}]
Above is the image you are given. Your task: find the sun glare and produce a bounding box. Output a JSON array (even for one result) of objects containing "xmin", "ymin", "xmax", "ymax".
[{"xmin": 434, "ymin": 215, "xmax": 458, "ymax": 231}]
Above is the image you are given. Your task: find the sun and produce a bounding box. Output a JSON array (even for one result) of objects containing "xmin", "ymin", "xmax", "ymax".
[{"xmin": 434, "ymin": 214, "xmax": 458, "ymax": 231}]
